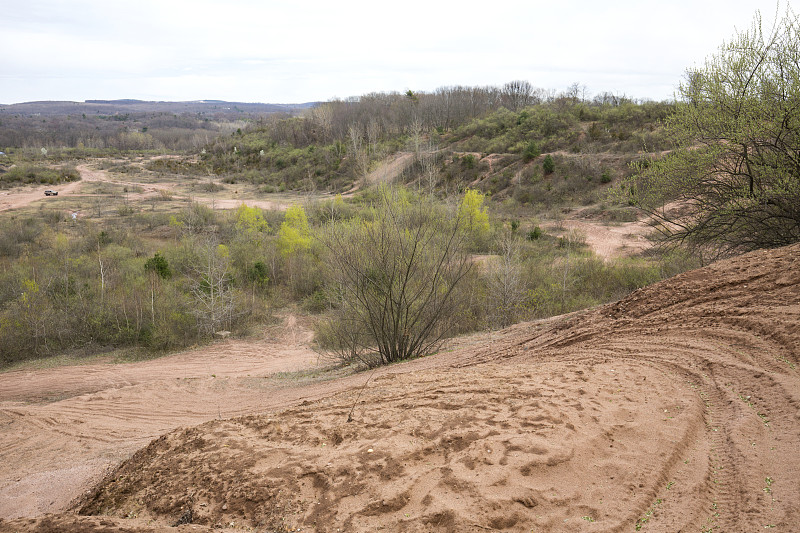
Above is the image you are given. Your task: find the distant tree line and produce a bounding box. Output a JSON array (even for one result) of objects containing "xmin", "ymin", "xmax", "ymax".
[{"xmin": 0, "ymin": 112, "xmax": 247, "ymax": 153}]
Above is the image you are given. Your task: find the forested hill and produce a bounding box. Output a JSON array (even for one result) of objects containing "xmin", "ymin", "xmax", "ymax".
[
  {"xmin": 198, "ymin": 91, "xmax": 674, "ymax": 200},
  {"xmin": 0, "ymin": 100, "xmax": 317, "ymax": 116}
]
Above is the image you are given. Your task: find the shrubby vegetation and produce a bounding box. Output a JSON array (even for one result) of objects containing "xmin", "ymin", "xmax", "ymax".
[
  {"xmin": 622, "ymin": 7, "xmax": 800, "ymax": 260},
  {"xmin": 315, "ymin": 188, "xmax": 473, "ymax": 367},
  {"xmin": 1, "ymin": 78, "xmax": 735, "ymax": 369},
  {"xmin": 2, "ymin": 10, "xmax": 796, "ymax": 371},
  {"xmin": 0, "ymin": 186, "xmax": 690, "ymax": 367},
  {"xmin": 0, "ymin": 110, "xmax": 246, "ymax": 155},
  {"xmin": 0, "ymin": 164, "xmax": 80, "ymax": 188},
  {"xmin": 194, "ymin": 87, "xmax": 673, "ymax": 194}
]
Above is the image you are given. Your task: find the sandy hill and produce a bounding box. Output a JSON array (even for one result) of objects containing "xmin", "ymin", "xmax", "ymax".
[{"xmin": 2, "ymin": 244, "xmax": 799, "ymax": 532}]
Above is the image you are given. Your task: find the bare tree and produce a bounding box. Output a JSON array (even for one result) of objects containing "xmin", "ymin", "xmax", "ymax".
[
  {"xmin": 409, "ymin": 114, "xmax": 424, "ymax": 156},
  {"xmin": 486, "ymin": 235, "xmax": 526, "ymax": 328},
  {"xmin": 348, "ymin": 123, "xmax": 370, "ymax": 184},
  {"xmin": 420, "ymin": 136, "xmax": 439, "ymax": 195},
  {"xmin": 317, "ymin": 187, "xmax": 472, "ymax": 366},
  {"xmin": 366, "ymin": 118, "xmax": 381, "ymax": 156},
  {"xmin": 190, "ymin": 238, "xmax": 236, "ymax": 336},
  {"xmin": 502, "ymin": 80, "xmax": 536, "ymax": 111}
]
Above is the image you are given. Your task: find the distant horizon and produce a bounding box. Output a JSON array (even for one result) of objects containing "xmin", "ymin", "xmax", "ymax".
[
  {"xmin": 1, "ymin": 0, "xmax": 789, "ymax": 106},
  {"xmin": 0, "ymin": 84, "xmax": 672, "ymax": 108},
  {"xmin": 0, "ymin": 97, "xmax": 321, "ymax": 106}
]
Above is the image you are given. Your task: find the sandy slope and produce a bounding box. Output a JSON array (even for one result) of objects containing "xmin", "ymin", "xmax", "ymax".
[
  {"xmin": 1, "ymin": 244, "xmax": 798, "ymax": 532},
  {"xmin": 0, "ymin": 316, "xmax": 324, "ymax": 519}
]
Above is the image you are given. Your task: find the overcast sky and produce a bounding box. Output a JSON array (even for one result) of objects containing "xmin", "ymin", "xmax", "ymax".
[{"xmin": 0, "ymin": 1, "xmax": 788, "ymax": 105}]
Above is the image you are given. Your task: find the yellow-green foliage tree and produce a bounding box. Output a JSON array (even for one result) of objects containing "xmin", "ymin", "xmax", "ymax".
[
  {"xmin": 277, "ymin": 205, "xmax": 311, "ymax": 256},
  {"xmin": 234, "ymin": 203, "xmax": 270, "ymax": 234},
  {"xmin": 458, "ymin": 188, "xmax": 491, "ymax": 249},
  {"xmin": 277, "ymin": 204, "xmax": 318, "ymax": 297}
]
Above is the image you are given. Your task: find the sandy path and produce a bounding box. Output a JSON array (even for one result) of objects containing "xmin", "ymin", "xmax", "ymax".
[
  {"xmin": 367, "ymin": 151, "xmax": 415, "ymax": 185},
  {"xmin": 189, "ymin": 196, "xmax": 290, "ymax": 211},
  {"xmin": 343, "ymin": 151, "xmax": 416, "ymax": 196},
  {"xmin": 559, "ymin": 218, "xmax": 651, "ymax": 260}
]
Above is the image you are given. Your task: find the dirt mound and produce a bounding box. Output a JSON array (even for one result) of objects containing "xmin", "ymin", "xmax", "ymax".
[{"xmin": 3, "ymin": 244, "xmax": 799, "ymax": 532}]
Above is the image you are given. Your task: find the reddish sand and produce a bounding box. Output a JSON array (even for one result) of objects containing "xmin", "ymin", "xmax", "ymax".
[
  {"xmin": 1, "ymin": 244, "xmax": 798, "ymax": 532},
  {"xmin": 0, "ymin": 315, "xmax": 323, "ymax": 519},
  {"xmin": 558, "ymin": 218, "xmax": 650, "ymax": 260}
]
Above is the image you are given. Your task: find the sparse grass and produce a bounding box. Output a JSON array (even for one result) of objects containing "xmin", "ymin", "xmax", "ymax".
[
  {"xmin": 636, "ymin": 497, "xmax": 664, "ymax": 530},
  {"xmin": 198, "ymin": 180, "xmax": 225, "ymax": 192},
  {"xmin": 267, "ymin": 362, "xmax": 356, "ymax": 385},
  {"xmin": 155, "ymin": 189, "xmax": 174, "ymax": 201},
  {"xmin": 80, "ymin": 181, "xmax": 129, "ymax": 195},
  {"xmin": 732, "ymin": 387, "xmax": 771, "ymax": 427},
  {"xmin": 0, "ymin": 346, "xmax": 146, "ymax": 373}
]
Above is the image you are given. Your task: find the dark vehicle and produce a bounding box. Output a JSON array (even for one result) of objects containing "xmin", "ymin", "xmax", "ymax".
[{"xmin": 44, "ymin": 190, "xmax": 58, "ymax": 196}]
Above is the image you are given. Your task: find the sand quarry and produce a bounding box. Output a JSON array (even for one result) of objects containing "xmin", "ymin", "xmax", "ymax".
[{"xmin": 0, "ymin": 243, "xmax": 799, "ymax": 532}]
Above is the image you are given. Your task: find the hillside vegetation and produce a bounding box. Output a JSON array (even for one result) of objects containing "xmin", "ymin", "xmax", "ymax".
[
  {"xmin": 198, "ymin": 91, "xmax": 673, "ymax": 199},
  {"xmin": 0, "ymin": 85, "xmax": 698, "ymax": 367},
  {"xmin": 0, "ymin": 185, "xmax": 685, "ymax": 367}
]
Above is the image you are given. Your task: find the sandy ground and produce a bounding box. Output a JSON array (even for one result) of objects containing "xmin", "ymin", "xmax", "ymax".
[
  {"xmin": 559, "ymin": 218, "xmax": 650, "ymax": 260},
  {"xmin": 343, "ymin": 152, "xmax": 416, "ymax": 196},
  {"xmin": 367, "ymin": 152, "xmax": 415, "ymax": 185},
  {"xmin": 0, "ymin": 315, "xmax": 323, "ymax": 519},
  {"xmin": 1, "ymin": 244, "xmax": 798, "ymax": 532},
  {"xmin": 0, "ymin": 162, "xmax": 292, "ymax": 214},
  {"xmin": 0, "ymin": 179, "xmax": 85, "ymax": 212}
]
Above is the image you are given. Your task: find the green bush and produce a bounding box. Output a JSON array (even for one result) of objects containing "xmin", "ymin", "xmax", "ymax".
[
  {"xmin": 527, "ymin": 226, "xmax": 543, "ymax": 240},
  {"xmin": 523, "ymin": 141, "xmax": 541, "ymax": 162},
  {"xmin": 542, "ymin": 155, "xmax": 555, "ymax": 174}
]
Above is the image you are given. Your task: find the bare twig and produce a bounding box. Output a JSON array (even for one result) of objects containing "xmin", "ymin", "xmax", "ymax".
[{"xmin": 347, "ymin": 367, "xmax": 379, "ymax": 423}]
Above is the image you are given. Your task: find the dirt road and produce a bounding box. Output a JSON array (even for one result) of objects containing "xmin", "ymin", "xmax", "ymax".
[{"xmin": 1, "ymin": 244, "xmax": 798, "ymax": 532}]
